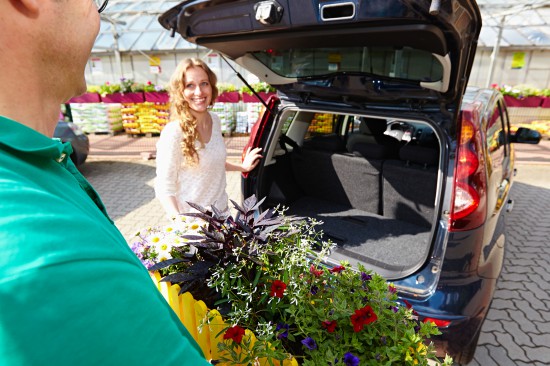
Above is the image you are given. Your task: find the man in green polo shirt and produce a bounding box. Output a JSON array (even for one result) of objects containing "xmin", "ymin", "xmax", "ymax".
[{"xmin": 0, "ymin": 1, "xmax": 210, "ymax": 365}]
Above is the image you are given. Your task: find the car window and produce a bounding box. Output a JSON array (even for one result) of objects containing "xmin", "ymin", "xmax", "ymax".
[
  {"xmin": 281, "ymin": 111, "xmax": 297, "ymax": 134},
  {"xmin": 486, "ymin": 104, "xmax": 506, "ymax": 168},
  {"xmin": 497, "ymin": 99, "xmax": 510, "ymax": 157},
  {"xmin": 305, "ymin": 113, "xmax": 338, "ymax": 139},
  {"xmin": 252, "ymin": 46, "xmax": 444, "ymax": 82}
]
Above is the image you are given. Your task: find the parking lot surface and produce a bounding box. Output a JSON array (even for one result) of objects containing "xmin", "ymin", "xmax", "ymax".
[{"xmin": 80, "ymin": 140, "xmax": 550, "ymax": 366}]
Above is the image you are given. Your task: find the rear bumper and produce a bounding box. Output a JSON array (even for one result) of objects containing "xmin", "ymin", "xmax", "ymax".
[{"xmin": 403, "ymin": 273, "xmax": 497, "ymax": 360}]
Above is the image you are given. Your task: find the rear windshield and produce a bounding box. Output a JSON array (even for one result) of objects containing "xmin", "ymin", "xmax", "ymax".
[{"xmin": 252, "ymin": 46, "xmax": 443, "ymax": 82}]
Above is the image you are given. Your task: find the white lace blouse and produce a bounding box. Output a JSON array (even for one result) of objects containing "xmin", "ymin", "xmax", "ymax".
[{"xmin": 154, "ymin": 112, "xmax": 228, "ymax": 214}]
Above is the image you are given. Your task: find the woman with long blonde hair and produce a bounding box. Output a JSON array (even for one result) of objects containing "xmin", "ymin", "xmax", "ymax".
[{"xmin": 155, "ymin": 58, "xmax": 262, "ymax": 217}]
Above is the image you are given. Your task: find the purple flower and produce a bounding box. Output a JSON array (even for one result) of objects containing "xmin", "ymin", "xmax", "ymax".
[
  {"xmin": 343, "ymin": 352, "xmax": 360, "ymax": 366},
  {"xmin": 380, "ymin": 336, "xmax": 387, "ymax": 345},
  {"xmin": 310, "ymin": 285, "xmax": 319, "ymax": 295},
  {"xmin": 275, "ymin": 323, "xmax": 289, "ymax": 339},
  {"xmin": 375, "ymin": 353, "xmax": 381, "ymax": 361},
  {"xmin": 143, "ymin": 259, "xmax": 155, "ymax": 269},
  {"xmin": 361, "ymin": 272, "xmax": 372, "ymax": 281},
  {"xmin": 301, "ymin": 337, "xmax": 317, "ymax": 350}
]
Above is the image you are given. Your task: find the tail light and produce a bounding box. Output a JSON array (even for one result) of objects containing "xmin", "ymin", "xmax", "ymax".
[
  {"xmin": 423, "ymin": 317, "xmax": 452, "ymax": 328},
  {"xmin": 450, "ymin": 110, "xmax": 487, "ymax": 231},
  {"xmin": 241, "ymin": 95, "xmax": 278, "ymax": 178}
]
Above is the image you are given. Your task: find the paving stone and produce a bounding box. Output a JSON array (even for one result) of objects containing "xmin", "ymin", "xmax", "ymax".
[
  {"xmin": 472, "ymin": 345, "xmax": 498, "ymax": 366},
  {"xmin": 512, "ymin": 299, "xmax": 545, "ymax": 322},
  {"xmin": 535, "ymin": 321, "xmax": 550, "ymax": 335},
  {"xmin": 531, "ymin": 332, "xmax": 550, "ymax": 348},
  {"xmin": 519, "ymin": 291, "xmax": 549, "ymax": 311},
  {"xmin": 486, "ymin": 309, "xmax": 510, "ymax": 321},
  {"xmin": 504, "ymin": 265, "xmax": 534, "ymax": 274},
  {"xmin": 481, "ymin": 320, "xmax": 505, "ymax": 333},
  {"xmin": 508, "ymin": 308, "xmax": 542, "ymax": 334},
  {"xmin": 486, "ymin": 344, "xmax": 518, "ymax": 366},
  {"xmin": 490, "ymin": 298, "xmax": 515, "ymax": 310},
  {"xmin": 523, "ymin": 345, "xmax": 550, "ymax": 364},
  {"xmin": 497, "ymin": 281, "xmax": 526, "ymax": 291},
  {"xmin": 499, "ymin": 321, "xmax": 535, "ymax": 347},
  {"xmin": 478, "ymin": 331, "xmax": 499, "ymax": 346},
  {"xmin": 524, "ymin": 277, "xmax": 550, "ymax": 297},
  {"xmin": 500, "ymin": 272, "xmax": 531, "ymax": 282},
  {"xmin": 494, "ymin": 332, "xmax": 529, "ymax": 362},
  {"xmin": 493, "ymin": 289, "xmax": 522, "ymax": 300}
]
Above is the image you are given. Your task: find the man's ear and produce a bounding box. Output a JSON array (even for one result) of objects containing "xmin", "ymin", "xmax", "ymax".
[{"xmin": 12, "ymin": 0, "xmax": 40, "ymax": 15}]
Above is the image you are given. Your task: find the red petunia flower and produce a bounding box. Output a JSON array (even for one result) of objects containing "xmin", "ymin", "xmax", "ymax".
[
  {"xmin": 309, "ymin": 264, "xmax": 324, "ymax": 278},
  {"xmin": 270, "ymin": 280, "xmax": 287, "ymax": 298},
  {"xmin": 223, "ymin": 325, "xmax": 246, "ymax": 344},
  {"xmin": 388, "ymin": 284, "xmax": 397, "ymax": 294},
  {"xmin": 321, "ymin": 320, "xmax": 338, "ymax": 333},
  {"xmin": 329, "ymin": 265, "xmax": 346, "ymax": 274},
  {"xmin": 350, "ymin": 305, "xmax": 378, "ymax": 332}
]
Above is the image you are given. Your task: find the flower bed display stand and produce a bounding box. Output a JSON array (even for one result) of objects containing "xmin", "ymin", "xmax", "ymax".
[{"xmin": 150, "ymin": 272, "xmax": 297, "ymax": 366}]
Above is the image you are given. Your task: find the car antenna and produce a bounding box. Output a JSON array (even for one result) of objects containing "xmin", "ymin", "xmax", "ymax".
[{"xmin": 219, "ymin": 54, "xmax": 274, "ymax": 114}]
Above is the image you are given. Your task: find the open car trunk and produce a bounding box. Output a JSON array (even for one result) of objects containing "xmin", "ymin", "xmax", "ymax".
[{"xmin": 256, "ymin": 107, "xmax": 442, "ymax": 280}]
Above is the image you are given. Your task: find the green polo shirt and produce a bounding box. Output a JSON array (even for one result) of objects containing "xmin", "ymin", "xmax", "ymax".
[{"xmin": 0, "ymin": 116, "xmax": 209, "ymax": 365}]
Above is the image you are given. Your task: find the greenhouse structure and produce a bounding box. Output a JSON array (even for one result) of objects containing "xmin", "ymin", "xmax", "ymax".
[{"xmin": 72, "ymin": 0, "xmax": 550, "ymax": 135}]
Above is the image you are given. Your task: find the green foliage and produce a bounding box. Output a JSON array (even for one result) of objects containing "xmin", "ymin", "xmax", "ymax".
[
  {"xmin": 86, "ymin": 85, "xmax": 101, "ymax": 93},
  {"xmin": 89, "ymin": 79, "xmax": 166, "ymax": 96},
  {"xmin": 496, "ymin": 84, "xmax": 550, "ymax": 98},
  {"xmin": 239, "ymin": 82, "xmax": 276, "ymax": 95},
  {"xmin": 218, "ymin": 83, "xmax": 238, "ymax": 93}
]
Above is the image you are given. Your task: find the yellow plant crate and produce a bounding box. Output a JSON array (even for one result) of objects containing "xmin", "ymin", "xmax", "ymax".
[{"xmin": 150, "ymin": 272, "xmax": 298, "ymax": 366}]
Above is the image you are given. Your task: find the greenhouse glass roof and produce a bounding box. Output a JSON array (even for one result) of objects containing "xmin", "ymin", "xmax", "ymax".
[{"xmin": 93, "ymin": 0, "xmax": 550, "ymax": 54}]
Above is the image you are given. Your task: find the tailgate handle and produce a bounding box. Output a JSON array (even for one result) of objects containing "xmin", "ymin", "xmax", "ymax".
[{"xmin": 321, "ymin": 2, "xmax": 355, "ymax": 21}]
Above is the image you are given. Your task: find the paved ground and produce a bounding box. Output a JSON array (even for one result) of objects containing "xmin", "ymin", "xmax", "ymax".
[{"xmin": 80, "ymin": 139, "xmax": 550, "ymax": 365}]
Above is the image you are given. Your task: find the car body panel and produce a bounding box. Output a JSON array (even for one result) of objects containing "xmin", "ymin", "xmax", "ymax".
[
  {"xmin": 160, "ymin": 0, "xmax": 481, "ymax": 107},
  {"xmin": 53, "ymin": 121, "xmax": 89, "ymax": 166}
]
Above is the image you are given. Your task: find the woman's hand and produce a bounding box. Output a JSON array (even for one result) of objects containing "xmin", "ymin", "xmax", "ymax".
[
  {"xmin": 225, "ymin": 147, "xmax": 263, "ymax": 172},
  {"xmin": 241, "ymin": 146, "xmax": 263, "ymax": 172}
]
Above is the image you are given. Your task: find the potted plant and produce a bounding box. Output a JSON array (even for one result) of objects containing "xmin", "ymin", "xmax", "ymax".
[
  {"xmin": 495, "ymin": 84, "xmax": 545, "ymax": 108},
  {"xmin": 100, "ymin": 79, "xmax": 145, "ymax": 103},
  {"xmin": 240, "ymin": 82, "xmax": 276, "ymax": 103},
  {"xmin": 143, "ymin": 81, "xmax": 170, "ymax": 103},
  {"xmin": 131, "ymin": 196, "xmax": 452, "ymax": 365},
  {"xmin": 67, "ymin": 85, "xmax": 101, "ymax": 103},
  {"xmin": 217, "ymin": 84, "xmax": 240, "ymax": 103}
]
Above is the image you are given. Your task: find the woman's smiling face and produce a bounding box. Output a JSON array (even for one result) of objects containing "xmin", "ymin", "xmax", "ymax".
[{"xmin": 183, "ymin": 66, "xmax": 213, "ymax": 114}]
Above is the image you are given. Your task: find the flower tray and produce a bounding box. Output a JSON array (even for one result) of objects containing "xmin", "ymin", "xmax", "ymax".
[
  {"xmin": 216, "ymin": 91, "xmax": 240, "ymax": 103},
  {"xmin": 102, "ymin": 92, "xmax": 145, "ymax": 103},
  {"xmin": 150, "ymin": 272, "xmax": 297, "ymax": 366},
  {"xmin": 144, "ymin": 92, "xmax": 170, "ymax": 103},
  {"xmin": 67, "ymin": 92, "xmax": 101, "ymax": 104}
]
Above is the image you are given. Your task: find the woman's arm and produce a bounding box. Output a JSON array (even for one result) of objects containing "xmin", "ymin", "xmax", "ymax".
[
  {"xmin": 154, "ymin": 123, "xmax": 184, "ymax": 216},
  {"xmin": 226, "ymin": 146, "xmax": 263, "ymax": 172}
]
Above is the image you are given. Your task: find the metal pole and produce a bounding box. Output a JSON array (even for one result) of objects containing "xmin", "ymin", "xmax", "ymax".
[
  {"xmin": 485, "ymin": 16, "xmax": 506, "ymax": 88},
  {"xmin": 112, "ymin": 25, "xmax": 123, "ymax": 77}
]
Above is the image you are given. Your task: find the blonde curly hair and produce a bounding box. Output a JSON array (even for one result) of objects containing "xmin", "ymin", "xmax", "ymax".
[{"xmin": 169, "ymin": 58, "xmax": 219, "ymax": 164}]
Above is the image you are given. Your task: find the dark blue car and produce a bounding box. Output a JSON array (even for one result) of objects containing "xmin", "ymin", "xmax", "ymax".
[
  {"xmin": 54, "ymin": 121, "xmax": 89, "ymax": 167},
  {"xmin": 160, "ymin": 1, "xmax": 541, "ymax": 363}
]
